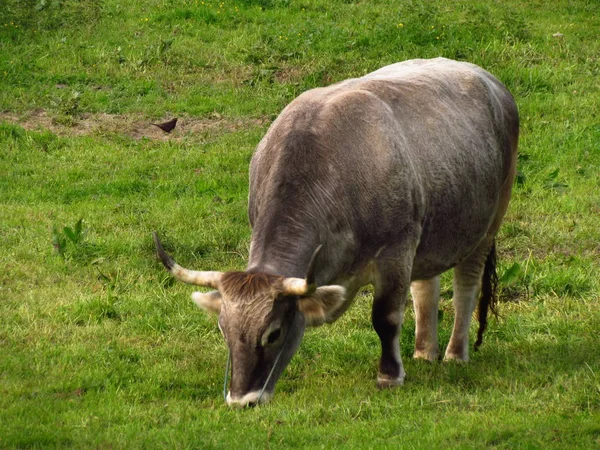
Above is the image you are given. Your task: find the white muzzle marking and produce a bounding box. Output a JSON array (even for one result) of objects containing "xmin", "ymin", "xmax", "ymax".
[{"xmin": 226, "ymin": 390, "xmax": 273, "ymax": 407}]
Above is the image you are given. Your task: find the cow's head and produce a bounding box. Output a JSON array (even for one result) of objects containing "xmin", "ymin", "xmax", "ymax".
[{"xmin": 153, "ymin": 233, "xmax": 345, "ymax": 407}]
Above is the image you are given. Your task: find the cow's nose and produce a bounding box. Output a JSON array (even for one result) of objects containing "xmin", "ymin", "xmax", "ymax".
[{"xmin": 226, "ymin": 391, "xmax": 272, "ymax": 407}]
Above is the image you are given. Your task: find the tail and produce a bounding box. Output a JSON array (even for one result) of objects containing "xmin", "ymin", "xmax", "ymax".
[{"xmin": 474, "ymin": 242, "xmax": 499, "ymax": 351}]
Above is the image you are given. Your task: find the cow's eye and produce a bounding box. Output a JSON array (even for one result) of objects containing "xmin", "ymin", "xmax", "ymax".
[{"xmin": 266, "ymin": 329, "xmax": 281, "ymax": 345}]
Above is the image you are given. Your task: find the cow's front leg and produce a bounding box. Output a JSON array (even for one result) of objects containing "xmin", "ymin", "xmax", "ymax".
[
  {"xmin": 411, "ymin": 277, "xmax": 440, "ymax": 361},
  {"xmin": 372, "ymin": 272, "xmax": 409, "ymax": 388}
]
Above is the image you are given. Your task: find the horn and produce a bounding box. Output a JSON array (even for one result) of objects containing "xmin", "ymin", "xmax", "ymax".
[
  {"xmin": 153, "ymin": 232, "xmax": 223, "ymax": 289},
  {"xmin": 282, "ymin": 245, "xmax": 322, "ymax": 296},
  {"xmin": 304, "ymin": 244, "xmax": 322, "ymax": 292}
]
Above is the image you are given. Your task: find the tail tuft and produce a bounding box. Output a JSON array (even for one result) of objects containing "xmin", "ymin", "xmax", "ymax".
[{"xmin": 474, "ymin": 242, "xmax": 498, "ymax": 351}]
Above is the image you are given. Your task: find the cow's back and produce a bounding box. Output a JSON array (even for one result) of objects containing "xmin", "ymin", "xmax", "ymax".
[
  {"xmin": 354, "ymin": 59, "xmax": 518, "ymax": 277},
  {"xmin": 249, "ymin": 58, "xmax": 518, "ymax": 282}
]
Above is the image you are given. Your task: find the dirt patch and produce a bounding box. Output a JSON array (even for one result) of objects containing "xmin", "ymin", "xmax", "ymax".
[
  {"xmin": 0, "ymin": 109, "xmax": 269, "ymax": 141},
  {"xmin": 274, "ymin": 65, "xmax": 308, "ymax": 84}
]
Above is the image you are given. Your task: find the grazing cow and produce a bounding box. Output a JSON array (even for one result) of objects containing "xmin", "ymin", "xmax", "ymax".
[{"xmin": 154, "ymin": 58, "xmax": 519, "ymax": 407}]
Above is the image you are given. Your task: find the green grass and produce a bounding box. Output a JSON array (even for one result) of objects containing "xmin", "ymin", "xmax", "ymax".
[{"xmin": 1, "ymin": 0, "xmax": 599, "ymax": 448}]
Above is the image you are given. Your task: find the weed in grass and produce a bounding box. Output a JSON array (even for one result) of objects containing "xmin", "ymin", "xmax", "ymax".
[
  {"xmin": 51, "ymin": 225, "xmax": 67, "ymax": 256},
  {"xmin": 51, "ymin": 218, "xmax": 84, "ymax": 255}
]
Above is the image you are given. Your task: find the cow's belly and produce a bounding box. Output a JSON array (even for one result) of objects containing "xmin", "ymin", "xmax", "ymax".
[
  {"xmin": 411, "ymin": 249, "xmax": 476, "ymax": 281},
  {"xmin": 410, "ymin": 197, "xmax": 498, "ymax": 280}
]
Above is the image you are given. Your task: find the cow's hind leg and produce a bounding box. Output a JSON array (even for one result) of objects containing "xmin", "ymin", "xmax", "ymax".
[
  {"xmin": 411, "ymin": 276, "xmax": 441, "ymax": 361},
  {"xmin": 372, "ymin": 265, "xmax": 411, "ymax": 388},
  {"xmin": 445, "ymin": 244, "xmax": 491, "ymax": 361}
]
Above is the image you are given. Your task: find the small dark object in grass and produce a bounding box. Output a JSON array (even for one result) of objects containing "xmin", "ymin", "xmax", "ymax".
[{"xmin": 152, "ymin": 118, "xmax": 178, "ymax": 133}]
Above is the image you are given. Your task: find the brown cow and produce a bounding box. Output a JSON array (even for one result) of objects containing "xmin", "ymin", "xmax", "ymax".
[{"xmin": 154, "ymin": 58, "xmax": 519, "ymax": 406}]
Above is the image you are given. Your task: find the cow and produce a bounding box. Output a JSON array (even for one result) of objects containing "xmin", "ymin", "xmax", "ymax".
[{"xmin": 153, "ymin": 57, "xmax": 519, "ymax": 407}]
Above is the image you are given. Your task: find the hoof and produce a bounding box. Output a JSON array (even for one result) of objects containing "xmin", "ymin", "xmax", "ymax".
[
  {"xmin": 444, "ymin": 342, "xmax": 470, "ymax": 362},
  {"xmin": 376, "ymin": 374, "xmax": 405, "ymax": 389},
  {"xmin": 443, "ymin": 352, "xmax": 469, "ymax": 363},
  {"xmin": 413, "ymin": 350, "xmax": 440, "ymax": 362}
]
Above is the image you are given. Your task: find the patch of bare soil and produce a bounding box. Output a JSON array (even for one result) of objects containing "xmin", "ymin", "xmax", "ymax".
[
  {"xmin": 0, "ymin": 109, "xmax": 269, "ymax": 141},
  {"xmin": 274, "ymin": 65, "xmax": 307, "ymax": 84}
]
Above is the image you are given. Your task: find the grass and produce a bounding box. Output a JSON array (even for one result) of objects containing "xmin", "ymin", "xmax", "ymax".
[{"xmin": 1, "ymin": 0, "xmax": 599, "ymax": 448}]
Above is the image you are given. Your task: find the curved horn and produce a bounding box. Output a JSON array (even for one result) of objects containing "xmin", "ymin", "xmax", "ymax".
[
  {"xmin": 304, "ymin": 244, "xmax": 322, "ymax": 291},
  {"xmin": 281, "ymin": 245, "xmax": 323, "ymax": 296},
  {"xmin": 153, "ymin": 232, "xmax": 223, "ymax": 289}
]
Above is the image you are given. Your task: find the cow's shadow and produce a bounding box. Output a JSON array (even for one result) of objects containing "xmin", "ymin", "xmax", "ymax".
[
  {"xmin": 404, "ymin": 338, "xmax": 599, "ymax": 391},
  {"xmin": 280, "ymin": 311, "xmax": 599, "ymax": 400}
]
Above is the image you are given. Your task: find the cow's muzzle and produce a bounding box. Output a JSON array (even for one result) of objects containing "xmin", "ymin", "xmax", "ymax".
[
  {"xmin": 226, "ymin": 390, "xmax": 273, "ymax": 407},
  {"xmin": 223, "ymin": 310, "xmax": 298, "ymax": 407}
]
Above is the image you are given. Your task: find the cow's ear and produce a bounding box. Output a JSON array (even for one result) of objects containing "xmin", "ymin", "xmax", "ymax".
[
  {"xmin": 298, "ymin": 285, "xmax": 346, "ymax": 326},
  {"xmin": 192, "ymin": 290, "xmax": 222, "ymax": 314}
]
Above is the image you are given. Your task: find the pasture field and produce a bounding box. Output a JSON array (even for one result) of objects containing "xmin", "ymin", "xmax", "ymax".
[{"xmin": 1, "ymin": 0, "xmax": 599, "ymax": 448}]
